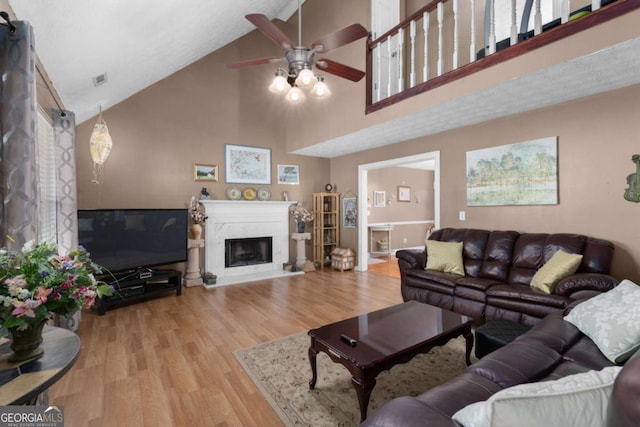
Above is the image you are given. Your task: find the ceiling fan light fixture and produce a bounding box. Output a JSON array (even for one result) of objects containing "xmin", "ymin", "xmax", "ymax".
[
  {"xmin": 309, "ymin": 75, "xmax": 330, "ymax": 98},
  {"xmin": 295, "ymin": 67, "xmax": 317, "ymax": 89},
  {"xmin": 285, "ymin": 85, "xmax": 305, "ymax": 103},
  {"xmin": 269, "ymin": 69, "xmax": 291, "ymax": 94}
]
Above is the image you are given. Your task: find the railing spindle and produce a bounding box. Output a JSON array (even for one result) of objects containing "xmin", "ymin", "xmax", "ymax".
[
  {"xmin": 375, "ymin": 44, "xmax": 382, "ymax": 102},
  {"xmin": 534, "ymin": 0, "xmax": 543, "ymax": 35},
  {"xmin": 410, "ymin": 20, "xmax": 417, "ymax": 87},
  {"xmin": 470, "ymin": 0, "xmax": 476, "ymax": 62},
  {"xmin": 387, "ymin": 35, "xmax": 393, "ymax": 96},
  {"xmin": 489, "ymin": 0, "xmax": 496, "ymax": 55},
  {"xmin": 561, "ymin": 0, "xmax": 570, "ymax": 23},
  {"xmin": 437, "ymin": 2, "xmax": 444, "ymax": 76},
  {"xmin": 398, "ymin": 28, "xmax": 405, "ymax": 92},
  {"xmin": 511, "ymin": 0, "xmax": 518, "ymax": 45},
  {"xmin": 423, "ymin": 11, "xmax": 430, "ymax": 82},
  {"xmin": 453, "ymin": 0, "xmax": 459, "ymax": 69}
]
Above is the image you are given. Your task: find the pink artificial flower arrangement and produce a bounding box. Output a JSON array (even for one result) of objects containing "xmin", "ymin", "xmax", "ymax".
[{"xmin": 0, "ymin": 240, "xmax": 113, "ymax": 330}]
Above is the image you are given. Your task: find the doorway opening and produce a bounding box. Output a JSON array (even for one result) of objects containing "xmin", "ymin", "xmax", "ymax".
[{"xmin": 356, "ymin": 151, "xmax": 440, "ymax": 271}]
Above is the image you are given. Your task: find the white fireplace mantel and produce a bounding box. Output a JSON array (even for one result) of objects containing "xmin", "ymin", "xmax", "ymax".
[{"xmin": 200, "ymin": 200, "xmax": 303, "ymax": 287}]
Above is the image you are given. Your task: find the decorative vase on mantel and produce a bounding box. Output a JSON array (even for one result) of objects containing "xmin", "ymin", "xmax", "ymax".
[
  {"xmin": 8, "ymin": 320, "xmax": 46, "ymax": 362},
  {"xmin": 296, "ymin": 221, "xmax": 306, "ymax": 233},
  {"xmin": 191, "ymin": 223, "xmax": 203, "ymax": 240}
]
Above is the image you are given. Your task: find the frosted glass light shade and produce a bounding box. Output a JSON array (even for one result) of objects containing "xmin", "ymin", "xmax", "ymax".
[
  {"xmin": 269, "ymin": 74, "xmax": 290, "ymax": 94},
  {"xmin": 285, "ymin": 86, "xmax": 305, "ymax": 103},
  {"xmin": 310, "ymin": 79, "xmax": 330, "ymax": 98},
  {"xmin": 295, "ymin": 68, "xmax": 317, "ymax": 89}
]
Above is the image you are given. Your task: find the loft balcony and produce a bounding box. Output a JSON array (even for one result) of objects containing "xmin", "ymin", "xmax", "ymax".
[
  {"xmin": 365, "ymin": 0, "xmax": 639, "ymax": 113},
  {"xmin": 293, "ymin": 0, "xmax": 640, "ymax": 158}
]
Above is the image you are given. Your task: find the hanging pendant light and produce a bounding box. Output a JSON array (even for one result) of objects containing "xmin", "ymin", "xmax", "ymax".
[{"xmin": 89, "ymin": 106, "xmax": 113, "ymax": 184}]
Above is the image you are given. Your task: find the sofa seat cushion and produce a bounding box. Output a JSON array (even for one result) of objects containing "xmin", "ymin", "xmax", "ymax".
[
  {"xmin": 466, "ymin": 339, "xmax": 564, "ymax": 389},
  {"xmin": 486, "ymin": 284, "xmax": 570, "ymax": 308},
  {"xmin": 405, "ymin": 268, "xmax": 459, "ymax": 289},
  {"xmin": 456, "ymin": 277, "xmax": 503, "ymax": 292}
]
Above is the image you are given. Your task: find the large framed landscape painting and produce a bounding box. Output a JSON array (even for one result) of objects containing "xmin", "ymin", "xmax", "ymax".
[
  {"xmin": 466, "ymin": 137, "xmax": 558, "ymax": 206},
  {"xmin": 225, "ymin": 144, "xmax": 271, "ymax": 184}
]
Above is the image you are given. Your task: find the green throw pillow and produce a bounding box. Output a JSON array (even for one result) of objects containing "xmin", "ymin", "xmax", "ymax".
[
  {"xmin": 425, "ymin": 240, "xmax": 464, "ymax": 276},
  {"xmin": 565, "ymin": 279, "xmax": 640, "ymax": 363},
  {"xmin": 530, "ymin": 249, "xmax": 583, "ymax": 293}
]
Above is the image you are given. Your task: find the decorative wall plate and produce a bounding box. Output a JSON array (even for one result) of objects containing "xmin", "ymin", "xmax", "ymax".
[
  {"xmin": 226, "ymin": 186, "xmax": 242, "ymax": 200},
  {"xmin": 243, "ymin": 187, "xmax": 257, "ymax": 200},
  {"xmin": 257, "ymin": 187, "xmax": 271, "ymax": 201}
]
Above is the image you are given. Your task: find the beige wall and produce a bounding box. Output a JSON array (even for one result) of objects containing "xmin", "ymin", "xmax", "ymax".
[{"xmin": 331, "ymin": 84, "xmax": 640, "ymax": 281}]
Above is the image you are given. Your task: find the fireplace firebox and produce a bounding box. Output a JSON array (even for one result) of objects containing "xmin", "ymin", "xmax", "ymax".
[{"xmin": 225, "ymin": 237, "xmax": 273, "ymax": 268}]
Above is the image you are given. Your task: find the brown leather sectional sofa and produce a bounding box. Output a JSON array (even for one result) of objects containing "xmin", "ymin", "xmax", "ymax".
[
  {"xmin": 397, "ymin": 228, "xmax": 617, "ymax": 325},
  {"xmin": 361, "ymin": 314, "xmax": 640, "ymax": 426}
]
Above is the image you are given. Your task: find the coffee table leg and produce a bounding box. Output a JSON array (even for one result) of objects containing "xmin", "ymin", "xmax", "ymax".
[
  {"xmin": 351, "ymin": 376, "xmax": 376, "ymax": 422},
  {"xmin": 463, "ymin": 329, "xmax": 473, "ymax": 366},
  {"xmin": 308, "ymin": 346, "xmax": 318, "ymax": 389}
]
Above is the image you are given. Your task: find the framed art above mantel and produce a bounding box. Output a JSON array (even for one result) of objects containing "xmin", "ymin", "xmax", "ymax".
[{"xmin": 225, "ymin": 144, "xmax": 271, "ymax": 185}]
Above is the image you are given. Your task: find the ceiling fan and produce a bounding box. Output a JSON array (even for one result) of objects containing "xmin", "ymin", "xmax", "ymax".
[{"xmin": 225, "ymin": 0, "xmax": 369, "ymax": 102}]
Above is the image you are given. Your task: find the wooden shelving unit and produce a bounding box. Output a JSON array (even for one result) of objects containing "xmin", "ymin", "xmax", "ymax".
[{"xmin": 312, "ymin": 192, "xmax": 340, "ymax": 269}]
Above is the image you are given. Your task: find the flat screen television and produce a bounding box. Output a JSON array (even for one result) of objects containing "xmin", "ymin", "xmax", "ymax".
[{"xmin": 77, "ymin": 209, "xmax": 188, "ymax": 273}]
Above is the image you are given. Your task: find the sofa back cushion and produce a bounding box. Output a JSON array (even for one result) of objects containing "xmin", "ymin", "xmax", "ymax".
[{"xmin": 479, "ymin": 231, "xmax": 519, "ymax": 282}]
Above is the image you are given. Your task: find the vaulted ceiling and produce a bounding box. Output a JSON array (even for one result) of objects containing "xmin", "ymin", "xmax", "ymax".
[{"xmin": 9, "ymin": 0, "xmax": 303, "ymax": 124}]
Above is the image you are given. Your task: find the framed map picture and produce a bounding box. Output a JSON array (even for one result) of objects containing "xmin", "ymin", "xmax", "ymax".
[{"xmin": 225, "ymin": 144, "xmax": 271, "ymax": 184}]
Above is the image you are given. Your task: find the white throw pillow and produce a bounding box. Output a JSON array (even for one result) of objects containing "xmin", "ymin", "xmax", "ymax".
[
  {"xmin": 564, "ymin": 279, "xmax": 640, "ymax": 363},
  {"xmin": 452, "ymin": 366, "xmax": 622, "ymax": 427}
]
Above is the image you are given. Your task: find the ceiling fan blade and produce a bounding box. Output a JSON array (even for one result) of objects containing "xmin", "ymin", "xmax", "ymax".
[
  {"xmin": 225, "ymin": 57, "xmax": 281, "ymax": 69},
  {"xmin": 311, "ymin": 23, "xmax": 369, "ymax": 53},
  {"xmin": 246, "ymin": 14, "xmax": 293, "ymax": 49},
  {"xmin": 316, "ymin": 59, "xmax": 365, "ymax": 82}
]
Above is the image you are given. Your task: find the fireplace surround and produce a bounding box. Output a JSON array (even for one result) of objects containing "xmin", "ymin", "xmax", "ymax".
[{"xmin": 200, "ymin": 200, "xmax": 303, "ymax": 287}]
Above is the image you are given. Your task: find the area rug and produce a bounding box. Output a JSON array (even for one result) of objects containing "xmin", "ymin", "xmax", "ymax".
[{"xmin": 233, "ymin": 331, "xmax": 469, "ymax": 426}]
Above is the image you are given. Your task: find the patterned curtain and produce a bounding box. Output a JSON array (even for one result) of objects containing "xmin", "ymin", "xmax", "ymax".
[
  {"xmin": 0, "ymin": 21, "xmax": 38, "ymax": 250},
  {"xmin": 53, "ymin": 110, "xmax": 81, "ymax": 331},
  {"xmin": 53, "ymin": 110, "xmax": 78, "ymax": 253}
]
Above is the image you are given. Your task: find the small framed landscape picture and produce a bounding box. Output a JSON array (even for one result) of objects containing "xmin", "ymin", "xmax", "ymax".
[
  {"xmin": 398, "ymin": 186, "xmax": 411, "ymax": 202},
  {"xmin": 277, "ymin": 164, "xmax": 300, "ymax": 184},
  {"xmin": 194, "ymin": 164, "xmax": 218, "ymax": 181},
  {"xmin": 374, "ymin": 190, "xmax": 386, "ymax": 207}
]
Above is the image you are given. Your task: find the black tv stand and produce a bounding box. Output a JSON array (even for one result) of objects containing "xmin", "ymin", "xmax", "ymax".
[{"xmin": 96, "ymin": 269, "xmax": 182, "ymax": 315}]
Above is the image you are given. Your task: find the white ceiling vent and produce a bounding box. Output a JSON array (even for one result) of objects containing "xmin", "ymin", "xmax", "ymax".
[{"xmin": 93, "ymin": 73, "xmax": 108, "ymax": 87}]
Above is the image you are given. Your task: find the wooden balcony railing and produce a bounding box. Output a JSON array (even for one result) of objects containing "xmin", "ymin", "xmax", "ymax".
[{"xmin": 365, "ymin": 0, "xmax": 639, "ymax": 114}]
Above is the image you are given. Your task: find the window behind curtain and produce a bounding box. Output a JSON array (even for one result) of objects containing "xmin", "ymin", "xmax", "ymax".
[{"xmin": 36, "ymin": 109, "xmax": 57, "ymax": 243}]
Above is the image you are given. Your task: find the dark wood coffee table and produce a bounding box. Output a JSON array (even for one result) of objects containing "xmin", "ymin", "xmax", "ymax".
[{"xmin": 308, "ymin": 301, "xmax": 473, "ymax": 422}]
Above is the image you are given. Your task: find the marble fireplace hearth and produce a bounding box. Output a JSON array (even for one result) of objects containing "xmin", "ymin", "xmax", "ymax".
[{"xmin": 199, "ymin": 200, "xmax": 304, "ymax": 288}]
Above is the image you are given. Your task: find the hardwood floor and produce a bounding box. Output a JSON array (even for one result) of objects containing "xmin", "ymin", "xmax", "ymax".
[{"xmin": 49, "ymin": 268, "xmax": 402, "ymax": 426}]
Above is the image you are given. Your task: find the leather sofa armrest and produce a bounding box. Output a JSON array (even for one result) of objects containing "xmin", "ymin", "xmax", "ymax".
[
  {"xmin": 396, "ymin": 249, "xmax": 426, "ymax": 270},
  {"xmin": 361, "ymin": 396, "xmax": 460, "ymax": 427},
  {"xmin": 555, "ymin": 273, "xmax": 618, "ymax": 297}
]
